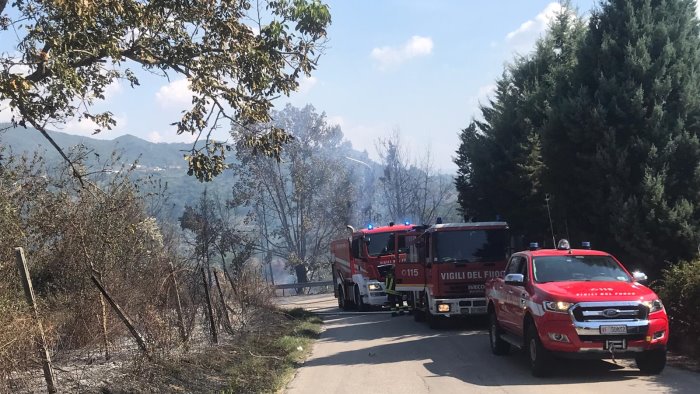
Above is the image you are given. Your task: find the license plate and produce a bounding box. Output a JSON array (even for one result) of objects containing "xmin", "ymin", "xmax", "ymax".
[
  {"xmin": 604, "ymin": 339, "xmax": 627, "ymax": 350},
  {"xmin": 600, "ymin": 325, "xmax": 627, "ymax": 334}
]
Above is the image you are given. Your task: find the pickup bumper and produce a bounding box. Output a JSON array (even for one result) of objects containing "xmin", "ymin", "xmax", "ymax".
[{"xmin": 536, "ymin": 315, "xmax": 668, "ymax": 357}]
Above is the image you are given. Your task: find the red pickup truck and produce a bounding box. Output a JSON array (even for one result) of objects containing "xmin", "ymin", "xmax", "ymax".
[{"xmin": 485, "ymin": 240, "xmax": 669, "ymax": 377}]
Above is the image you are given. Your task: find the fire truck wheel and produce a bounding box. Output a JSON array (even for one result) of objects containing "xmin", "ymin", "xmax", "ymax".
[
  {"xmin": 527, "ymin": 323, "xmax": 551, "ymax": 377},
  {"xmin": 489, "ymin": 311, "xmax": 510, "ymax": 355},
  {"xmin": 354, "ymin": 285, "xmax": 367, "ymax": 312},
  {"xmin": 425, "ymin": 295, "xmax": 441, "ymax": 329},
  {"xmin": 338, "ymin": 285, "xmax": 351, "ymax": 311},
  {"xmin": 413, "ymin": 307, "xmax": 425, "ymax": 322},
  {"xmin": 635, "ymin": 349, "xmax": 666, "ymax": 375}
]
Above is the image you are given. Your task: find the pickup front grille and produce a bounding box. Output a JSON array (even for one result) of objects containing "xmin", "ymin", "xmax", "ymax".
[
  {"xmin": 579, "ymin": 334, "xmax": 646, "ymax": 342},
  {"xmin": 571, "ymin": 303, "xmax": 648, "ymax": 322}
]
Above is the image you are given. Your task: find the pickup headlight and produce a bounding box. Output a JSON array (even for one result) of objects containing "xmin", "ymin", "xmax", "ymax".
[
  {"xmin": 642, "ymin": 299, "xmax": 664, "ymax": 313},
  {"xmin": 368, "ymin": 283, "xmax": 382, "ymax": 291},
  {"xmin": 543, "ymin": 301, "xmax": 572, "ymax": 313}
]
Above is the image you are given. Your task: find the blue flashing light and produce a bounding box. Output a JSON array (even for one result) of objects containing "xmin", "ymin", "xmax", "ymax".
[
  {"xmin": 581, "ymin": 241, "xmax": 591, "ymax": 249},
  {"xmin": 367, "ymin": 224, "xmax": 374, "ymax": 230},
  {"xmin": 404, "ymin": 221, "xmax": 410, "ymax": 225},
  {"xmin": 529, "ymin": 242, "xmax": 539, "ymax": 251}
]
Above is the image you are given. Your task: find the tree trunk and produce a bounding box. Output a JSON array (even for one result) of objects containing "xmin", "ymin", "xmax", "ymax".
[
  {"xmin": 90, "ymin": 275, "xmax": 149, "ymax": 356},
  {"xmin": 15, "ymin": 248, "xmax": 57, "ymax": 394},
  {"xmin": 169, "ymin": 262, "xmax": 187, "ymax": 343},
  {"xmin": 213, "ymin": 270, "xmax": 232, "ymax": 331},
  {"xmin": 294, "ymin": 263, "xmax": 308, "ymax": 295},
  {"xmin": 98, "ymin": 288, "xmax": 110, "ymax": 360},
  {"xmin": 201, "ymin": 266, "xmax": 218, "ymax": 344}
]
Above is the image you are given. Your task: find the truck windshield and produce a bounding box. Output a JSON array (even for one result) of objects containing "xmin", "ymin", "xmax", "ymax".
[
  {"xmin": 366, "ymin": 233, "xmax": 406, "ymax": 256},
  {"xmin": 433, "ymin": 229, "xmax": 507, "ymax": 263},
  {"xmin": 532, "ymin": 255, "xmax": 631, "ymax": 283}
]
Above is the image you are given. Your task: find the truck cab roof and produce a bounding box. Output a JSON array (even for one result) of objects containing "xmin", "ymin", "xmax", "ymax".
[
  {"xmin": 358, "ymin": 224, "xmax": 414, "ymax": 235},
  {"xmin": 425, "ymin": 221, "xmax": 509, "ymax": 232}
]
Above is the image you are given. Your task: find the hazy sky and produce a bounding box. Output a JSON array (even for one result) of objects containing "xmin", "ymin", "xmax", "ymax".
[{"xmin": 8, "ymin": 1, "xmax": 699, "ymax": 172}]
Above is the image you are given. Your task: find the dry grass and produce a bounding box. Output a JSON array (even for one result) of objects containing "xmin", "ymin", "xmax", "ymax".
[{"xmin": 100, "ymin": 307, "xmax": 322, "ymax": 394}]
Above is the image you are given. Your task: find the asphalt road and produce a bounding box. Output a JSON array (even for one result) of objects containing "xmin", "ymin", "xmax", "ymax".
[{"xmin": 280, "ymin": 294, "xmax": 700, "ymax": 394}]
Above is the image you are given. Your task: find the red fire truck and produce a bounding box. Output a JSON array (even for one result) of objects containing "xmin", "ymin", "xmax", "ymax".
[
  {"xmin": 394, "ymin": 222, "xmax": 510, "ymax": 328},
  {"xmin": 331, "ymin": 223, "xmax": 413, "ymax": 311}
]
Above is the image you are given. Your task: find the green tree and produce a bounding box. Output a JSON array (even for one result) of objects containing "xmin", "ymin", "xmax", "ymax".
[
  {"xmin": 455, "ymin": 6, "xmax": 585, "ymax": 244},
  {"xmin": 545, "ymin": 0, "xmax": 700, "ymax": 271},
  {"xmin": 0, "ymin": 0, "xmax": 331, "ymax": 182},
  {"xmin": 232, "ymin": 104, "xmax": 352, "ymax": 286},
  {"xmin": 179, "ymin": 188, "xmax": 255, "ymax": 278}
]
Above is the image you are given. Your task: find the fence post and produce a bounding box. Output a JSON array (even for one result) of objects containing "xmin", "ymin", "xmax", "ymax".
[
  {"xmin": 90, "ymin": 275, "xmax": 149, "ymax": 355},
  {"xmin": 169, "ymin": 262, "xmax": 187, "ymax": 343},
  {"xmin": 14, "ymin": 247, "xmax": 57, "ymax": 394}
]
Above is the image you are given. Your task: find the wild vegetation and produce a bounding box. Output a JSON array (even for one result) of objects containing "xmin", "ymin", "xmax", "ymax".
[
  {"xmin": 0, "ymin": 0, "xmax": 331, "ymax": 181},
  {"xmin": 5, "ymin": 0, "xmax": 700, "ymax": 390},
  {"xmin": 455, "ymin": 0, "xmax": 700, "ymax": 356},
  {"xmin": 455, "ymin": 0, "xmax": 700, "ymax": 275}
]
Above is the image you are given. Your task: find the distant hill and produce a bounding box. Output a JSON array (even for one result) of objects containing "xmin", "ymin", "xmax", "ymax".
[
  {"xmin": 0, "ymin": 124, "xmax": 384, "ymax": 224},
  {"xmin": 0, "ymin": 124, "xmax": 193, "ymax": 168},
  {"xmin": 0, "ymin": 123, "xmax": 237, "ymax": 221}
]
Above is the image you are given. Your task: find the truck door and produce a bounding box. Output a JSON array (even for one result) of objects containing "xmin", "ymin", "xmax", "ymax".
[
  {"xmin": 509, "ymin": 255, "xmax": 531, "ymax": 332},
  {"xmin": 394, "ymin": 231, "xmax": 426, "ymax": 292},
  {"xmin": 500, "ymin": 255, "xmax": 526, "ymax": 332}
]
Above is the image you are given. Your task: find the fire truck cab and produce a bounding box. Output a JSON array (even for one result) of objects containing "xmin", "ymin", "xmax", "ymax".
[
  {"xmin": 331, "ymin": 223, "xmax": 412, "ymax": 311},
  {"xmin": 395, "ymin": 222, "xmax": 510, "ymax": 328}
]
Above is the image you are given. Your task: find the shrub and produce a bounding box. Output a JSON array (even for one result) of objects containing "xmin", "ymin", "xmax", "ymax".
[{"xmin": 656, "ymin": 259, "xmax": 700, "ymax": 356}]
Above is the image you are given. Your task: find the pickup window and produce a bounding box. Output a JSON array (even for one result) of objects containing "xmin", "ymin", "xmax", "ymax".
[
  {"xmin": 532, "ymin": 255, "xmax": 631, "ymax": 283},
  {"xmin": 506, "ymin": 255, "xmax": 528, "ymax": 278}
]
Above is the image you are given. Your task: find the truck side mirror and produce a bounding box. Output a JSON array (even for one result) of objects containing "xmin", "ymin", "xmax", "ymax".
[
  {"xmin": 632, "ymin": 271, "xmax": 648, "ymax": 283},
  {"xmin": 505, "ymin": 273, "xmax": 525, "ymax": 286}
]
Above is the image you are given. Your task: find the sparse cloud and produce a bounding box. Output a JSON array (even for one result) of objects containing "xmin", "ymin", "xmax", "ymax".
[
  {"xmin": 337, "ymin": 120, "xmax": 389, "ymax": 161},
  {"xmin": 326, "ymin": 115, "xmax": 345, "ymax": 128},
  {"xmin": 146, "ymin": 129, "xmax": 197, "ymax": 144},
  {"xmin": 63, "ymin": 114, "xmax": 128, "ymax": 137},
  {"xmin": 371, "ymin": 35, "xmax": 434, "ymax": 70},
  {"xmin": 476, "ymin": 84, "xmax": 496, "ymax": 102},
  {"xmin": 148, "ymin": 131, "xmax": 163, "ymax": 143},
  {"xmin": 103, "ymin": 80, "xmax": 123, "ymax": 100},
  {"xmin": 465, "ymin": 84, "xmax": 498, "ymax": 121},
  {"xmin": 0, "ymin": 101, "xmax": 20, "ymax": 123},
  {"xmin": 155, "ymin": 78, "xmax": 193, "ymax": 108},
  {"xmin": 505, "ymin": 2, "xmax": 564, "ymax": 54},
  {"xmin": 296, "ymin": 75, "xmax": 318, "ymax": 94}
]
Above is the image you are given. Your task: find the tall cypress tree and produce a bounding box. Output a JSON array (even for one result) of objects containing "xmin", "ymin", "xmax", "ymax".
[
  {"xmin": 545, "ymin": 0, "xmax": 700, "ymax": 272},
  {"xmin": 455, "ymin": 6, "xmax": 585, "ymax": 244}
]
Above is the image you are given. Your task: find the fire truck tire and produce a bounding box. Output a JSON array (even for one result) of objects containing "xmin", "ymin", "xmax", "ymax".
[
  {"xmin": 413, "ymin": 308, "xmax": 425, "ymax": 322},
  {"xmin": 354, "ymin": 285, "xmax": 367, "ymax": 312},
  {"xmin": 635, "ymin": 349, "xmax": 666, "ymax": 375},
  {"xmin": 338, "ymin": 285, "xmax": 351, "ymax": 311},
  {"xmin": 489, "ymin": 311, "xmax": 510, "ymax": 355},
  {"xmin": 527, "ymin": 323, "xmax": 551, "ymax": 377},
  {"xmin": 425, "ymin": 295, "xmax": 441, "ymax": 329}
]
